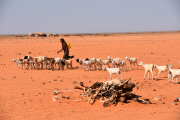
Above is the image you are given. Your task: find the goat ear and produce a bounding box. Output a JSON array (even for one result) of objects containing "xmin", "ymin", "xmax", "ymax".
[{"xmin": 76, "ymin": 59, "xmax": 79, "ymax": 62}]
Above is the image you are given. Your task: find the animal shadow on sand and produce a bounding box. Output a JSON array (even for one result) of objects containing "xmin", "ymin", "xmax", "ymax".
[
  {"xmin": 70, "ymin": 66, "xmax": 79, "ymax": 70},
  {"xmin": 155, "ymin": 78, "xmax": 165, "ymax": 81}
]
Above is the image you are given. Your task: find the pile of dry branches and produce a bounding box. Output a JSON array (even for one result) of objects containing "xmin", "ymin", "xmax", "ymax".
[{"xmin": 74, "ymin": 78, "xmax": 151, "ymax": 107}]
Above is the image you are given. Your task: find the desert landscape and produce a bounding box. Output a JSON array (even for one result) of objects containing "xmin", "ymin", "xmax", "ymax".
[{"xmin": 0, "ymin": 31, "xmax": 180, "ymax": 120}]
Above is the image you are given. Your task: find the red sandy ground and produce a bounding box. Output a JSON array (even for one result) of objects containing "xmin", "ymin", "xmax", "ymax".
[{"xmin": 0, "ymin": 32, "xmax": 180, "ymax": 120}]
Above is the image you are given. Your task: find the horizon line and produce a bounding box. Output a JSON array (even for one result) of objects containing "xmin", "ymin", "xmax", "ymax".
[{"xmin": 0, "ymin": 30, "xmax": 180, "ymax": 36}]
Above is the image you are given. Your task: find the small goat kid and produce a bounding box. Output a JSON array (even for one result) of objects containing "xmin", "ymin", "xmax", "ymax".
[
  {"xmin": 139, "ymin": 61, "xmax": 155, "ymax": 80},
  {"xmin": 101, "ymin": 59, "xmax": 110, "ymax": 68},
  {"xmin": 76, "ymin": 58, "xmax": 90, "ymax": 70},
  {"xmin": 154, "ymin": 64, "xmax": 172, "ymax": 79},
  {"xmin": 107, "ymin": 56, "xmax": 121, "ymax": 68},
  {"xmin": 63, "ymin": 59, "xmax": 72, "ymax": 70},
  {"xmin": 82, "ymin": 60, "xmax": 92, "ymax": 71},
  {"xmin": 12, "ymin": 58, "xmax": 33, "ymax": 69},
  {"xmin": 102, "ymin": 65, "xmax": 123, "ymax": 80},
  {"xmin": 126, "ymin": 57, "xmax": 138, "ymax": 70},
  {"xmin": 12, "ymin": 59, "xmax": 22, "ymax": 69},
  {"xmin": 54, "ymin": 57, "xmax": 63, "ymax": 70},
  {"xmin": 168, "ymin": 66, "xmax": 180, "ymax": 84}
]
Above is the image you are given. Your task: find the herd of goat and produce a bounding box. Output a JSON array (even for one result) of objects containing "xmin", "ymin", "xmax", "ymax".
[{"xmin": 12, "ymin": 55, "xmax": 180, "ymax": 84}]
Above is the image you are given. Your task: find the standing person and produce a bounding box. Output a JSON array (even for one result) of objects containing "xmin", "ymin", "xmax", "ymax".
[{"xmin": 57, "ymin": 38, "xmax": 74, "ymax": 60}]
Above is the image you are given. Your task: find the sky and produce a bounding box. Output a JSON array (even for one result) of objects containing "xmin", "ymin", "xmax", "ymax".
[{"xmin": 0, "ymin": 0, "xmax": 180, "ymax": 35}]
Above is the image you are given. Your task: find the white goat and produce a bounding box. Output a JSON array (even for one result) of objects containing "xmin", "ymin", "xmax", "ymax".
[
  {"xmin": 12, "ymin": 58, "xmax": 34, "ymax": 69},
  {"xmin": 126, "ymin": 57, "xmax": 138, "ymax": 70},
  {"xmin": 102, "ymin": 65, "xmax": 123, "ymax": 80},
  {"xmin": 12, "ymin": 59, "xmax": 23, "ymax": 69},
  {"xmin": 154, "ymin": 64, "xmax": 172, "ymax": 79},
  {"xmin": 43, "ymin": 60, "xmax": 51, "ymax": 69},
  {"xmin": 45, "ymin": 57, "xmax": 55, "ymax": 70},
  {"xmin": 95, "ymin": 58, "xmax": 103, "ymax": 70},
  {"xmin": 168, "ymin": 66, "xmax": 180, "ymax": 84},
  {"xmin": 101, "ymin": 59, "xmax": 110, "ymax": 68},
  {"xmin": 120, "ymin": 61, "xmax": 127, "ymax": 71},
  {"xmin": 34, "ymin": 56, "xmax": 47, "ymax": 69},
  {"xmin": 22, "ymin": 58, "xmax": 35, "ymax": 69},
  {"xmin": 23, "ymin": 55, "xmax": 36, "ymax": 69},
  {"xmin": 76, "ymin": 58, "xmax": 90, "ymax": 70},
  {"xmin": 139, "ymin": 61, "xmax": 155, "ymax": 80},
  {"xmin": 54, "ymin": 57, "xmax": 63, "ymax": 70},
  {"xmin": 107, "ymin": 56, "xmax": 121, "ymax": 68},
  {"xmin": 63, "ymin": 59, "xmax": 72, "ymax": 70},
  {"xmin": 26, "ymin": 56, "xmax": 47, "ymax": 69},
  {"xmin": 19, "ymin": 58, "xmax": 29, "ymax": 69},
  {"xmin": 82, "ymin": 60, "xmax": 92, "ymax": 71}
]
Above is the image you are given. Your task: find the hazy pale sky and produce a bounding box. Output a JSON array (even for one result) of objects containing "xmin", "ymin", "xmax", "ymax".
[{"xmin": 0, "ymin": 0, "xmax": 180, "ymax": 35}]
